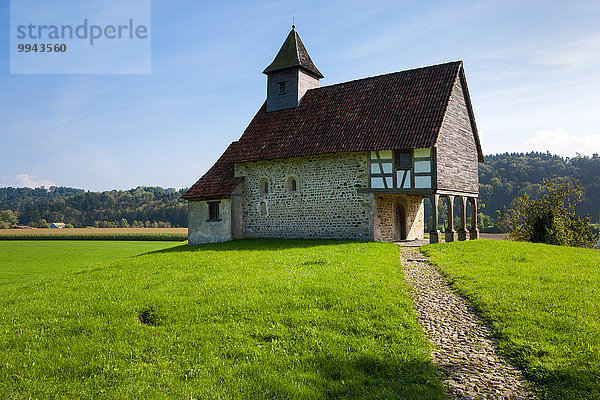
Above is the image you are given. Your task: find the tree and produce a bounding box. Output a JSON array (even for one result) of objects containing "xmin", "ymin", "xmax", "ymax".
[
  {"xmin": 507, "ymin": 178, "xmax": 595, "ymax": 247},
  {"xmin": 0, "ymin": 210, "xmax": 19, "ymax": 228}
]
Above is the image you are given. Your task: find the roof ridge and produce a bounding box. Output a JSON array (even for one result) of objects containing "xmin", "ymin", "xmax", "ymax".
[{"xmin": 314, "ymin": 60, "xmax": 463, "ymax": 91}]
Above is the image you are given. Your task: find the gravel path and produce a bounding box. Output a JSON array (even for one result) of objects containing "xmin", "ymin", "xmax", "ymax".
[{"xmin": 399, "ymin": 243, "xmax": 535, "ymax": 400}]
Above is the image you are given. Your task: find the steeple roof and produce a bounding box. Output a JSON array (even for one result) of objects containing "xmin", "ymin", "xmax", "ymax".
[{"xmin": 263, "ymin": 28, "xmax": 324, "ymax": 79}]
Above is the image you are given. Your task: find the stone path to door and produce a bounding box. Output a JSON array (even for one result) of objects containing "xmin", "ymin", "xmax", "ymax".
[{"xmin": 398, "ymin": 242, "xmax": 535, "ymax": 399}]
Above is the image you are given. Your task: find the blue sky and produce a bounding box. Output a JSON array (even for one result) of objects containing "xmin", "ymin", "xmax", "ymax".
[{"xmin": 1, "ymin": 0, "xmax": 599, "ymax": 191}]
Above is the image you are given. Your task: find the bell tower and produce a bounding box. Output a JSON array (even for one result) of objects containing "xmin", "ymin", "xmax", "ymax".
[{"xmin": 263, "ymin": 27, "xmax": 324, "ymax": 112}]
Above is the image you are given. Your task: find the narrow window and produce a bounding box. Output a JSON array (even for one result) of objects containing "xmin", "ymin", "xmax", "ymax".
[
  {"xmin": 260, "ymin": 201, "xmax": 267, "ymax": 216},
  {"xmin": 287, "ymin": 176, "xmax": 297, "ymax": 192},
  {"xmin": 395, "ymin": 150, "xmax": 411, "ymax": 170},
  {"xmin": 207, "ymin": 201, "xmax": 220, "ymax": 221},
  {"xmin": 259, "ymin": 178, "xmax": 269, "ymax": 195},
  {"xmin": 278, "ymin": 81, "xmax": 286, "ymax": 95}
]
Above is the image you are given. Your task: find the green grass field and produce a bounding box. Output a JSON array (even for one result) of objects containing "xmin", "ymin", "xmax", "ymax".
[
  {"xmin": 0, "ymin": 239, "xmax": 444, "ymax": 399},
  {"xmin": 422, "ymin": 240, "xmax": 600, "ymax": 400},
  {"xmin": 0, "ymin": 241, "xmax": 184, "ymax": 284}
]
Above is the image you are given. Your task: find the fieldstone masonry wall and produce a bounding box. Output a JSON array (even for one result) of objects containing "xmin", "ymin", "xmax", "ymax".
[
  {"xmin": 235, "ymin": 152, "xmax": 374, "ymax": 239},
  {"xmin": 374, "ymin": 194, "xmax": 424, "ymax": 241}
]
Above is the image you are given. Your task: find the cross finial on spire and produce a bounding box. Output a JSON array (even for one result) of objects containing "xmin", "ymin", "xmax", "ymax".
[{"xmin": 292, "ymin": 15, "xmax": 295, "ymax": 29}]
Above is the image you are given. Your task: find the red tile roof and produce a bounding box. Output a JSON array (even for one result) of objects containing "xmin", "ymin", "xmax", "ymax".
[
  {"xmin": 238, "ymin": 61, "xmax": 479, "ymax": 162},
  {"xmin": 183, "ymin": 61, "xmax": 482, "ymax": 200},
  {"xmin": 182, "ymin": 142, "xmax": 243, "ymax": 200}
]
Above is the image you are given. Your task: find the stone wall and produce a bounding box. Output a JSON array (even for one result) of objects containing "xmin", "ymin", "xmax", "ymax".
[
  {"xmin": 436, "ymin": 75, "xmax": 479, "ymax": 194},
  {"xmin": 234, "ymin": 152, "xmax": 374, "ymax": 239},
  {"xmin": 374, "ymin": 194, "xmax": 424, "ymax": 241},
  {"xmin": 188, "ymin": 198, "xmax": 232, "ymax": 244}
]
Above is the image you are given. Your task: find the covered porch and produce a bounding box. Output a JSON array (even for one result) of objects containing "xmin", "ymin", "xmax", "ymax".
[{"xmin": 428, "ymin": 193, "xmax": 479, "ymax": 244}]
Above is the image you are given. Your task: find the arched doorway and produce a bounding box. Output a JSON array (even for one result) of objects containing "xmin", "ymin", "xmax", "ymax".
[{"xmin": 395, "ymin": 202, "xmax": 407, "ymax": 240}]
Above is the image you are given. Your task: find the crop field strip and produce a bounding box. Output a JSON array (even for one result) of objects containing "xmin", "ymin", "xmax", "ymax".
[{"xmin": 0, "ymin": 227, "xmax": 188, "ymax": 241}]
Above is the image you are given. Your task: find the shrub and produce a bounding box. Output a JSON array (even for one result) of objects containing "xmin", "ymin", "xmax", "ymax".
[{"xmin": 507, "ymin": 178, "xmax": 595, "ymax": 247}]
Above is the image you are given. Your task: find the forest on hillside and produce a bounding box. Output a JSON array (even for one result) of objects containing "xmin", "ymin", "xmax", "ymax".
[
  {"xmin": 1, "ymin": 152, "xmax": 599, "ymax": 230},
  {"xmin": 478, "ymin": 152, "xmax": 600, "ymax": 225},
  {"xmin": 0, "ymin": 186, "xmax": 188, "ymax": 228}
]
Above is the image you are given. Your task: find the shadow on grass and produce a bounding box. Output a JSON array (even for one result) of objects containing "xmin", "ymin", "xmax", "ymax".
[
  {"xmin": 505, "ymin": 346, "xmax": 600, "ymax": 400},
  {"xmin": 304, "ymin": 355, "xmax": 445, "ymax": 399},
  {"xmin": 139, "ymin": 238, "xmax": 369, "ymax": 256},
  {"xmin": 527, "ymin": 367, "xmax": 600, "ymax": 400}
]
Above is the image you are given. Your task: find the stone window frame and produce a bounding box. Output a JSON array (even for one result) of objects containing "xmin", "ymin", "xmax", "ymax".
[
  {"xmin": 207, "ymin": 201, "xmax": 222, "ymax": 222},
  {"xmin": 259, "ymin": 178, "xmax": 270, "ymax": 196},
  {"xmin": 286, "ymin": 175, "xmax": 299, "ymax": 193},
  {"xmin": 259, "ymin": 201, "xmax": 268, "ymax": 216}
]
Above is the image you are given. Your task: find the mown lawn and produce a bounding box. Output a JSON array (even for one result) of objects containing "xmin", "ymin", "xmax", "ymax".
[
  {"xmin": 0, "ymin": 239, "xmax": 444, "ymax": 399},
  {"xmin": 422, "ymin": 240, "xmax": 600, "ymax": 400},
  {"xmin": 0, "ymin": 241, "xmax": 183, "ymax": 284}
]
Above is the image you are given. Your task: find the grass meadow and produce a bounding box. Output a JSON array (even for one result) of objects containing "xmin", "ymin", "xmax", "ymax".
[
  {"xmin": 0, "ymin": 239, "xmax": 444, "ymax": 399},
  {"xmin": 422, "ymin": 240, "xmax": 600, "ymax": 400},
  {"xmin": 0, "ymin": 241, "xmax": 184, "ymax": 284}
]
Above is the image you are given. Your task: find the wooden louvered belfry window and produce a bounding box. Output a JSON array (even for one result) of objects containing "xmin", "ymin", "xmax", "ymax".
[{"xmin": 278, "ymin": 81, "xmax": 286, "ymax": 95}]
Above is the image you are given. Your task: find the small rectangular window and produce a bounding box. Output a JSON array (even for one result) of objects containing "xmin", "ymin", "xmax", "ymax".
[
  {"xmin": 395, "ymin": 150, "xmax": 411, "ymax": 170},
  {"xmin": 278, "ymin": 81, "xmax": 286, "ymax": 95},
  {"xmin": 208, "ymin": 201, "xmax": 220, "ymax": 221}
]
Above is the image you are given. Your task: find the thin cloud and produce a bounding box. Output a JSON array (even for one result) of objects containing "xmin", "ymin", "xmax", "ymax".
[
  {"xmin": 523, "ymin": 127, "xmax": 600, "ymax": 157},
  {"xmin": 15, "ymin": 174, "xmax": 55, "ymax": 188},
  {"xmin": 534, "ymin": 32, "xmax": 600, "ymax": 69}
]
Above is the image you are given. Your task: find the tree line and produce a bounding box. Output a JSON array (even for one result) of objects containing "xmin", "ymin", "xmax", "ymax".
[
  {"xmin": 0, "ymin": 186, "xmax": 188, "ymax": 228},
  {"xmin": 478, "ymin": 152, "xmax": 600, "ymax": 228},
  {"xmin": 1, "ymin": 152, "xmax": 599, "ymax": 230}
]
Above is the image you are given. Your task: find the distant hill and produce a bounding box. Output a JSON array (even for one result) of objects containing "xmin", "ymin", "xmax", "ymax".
[
  {"xmin": 0, "ymin": 186, "xmax": 188, "ymax": 228},
  {"xmin": 479, "ymin": 152, "xmax": 600, "ymax": 225},
  {"xmin": 1, "ymin": 152, "xmax": 599, "ymax": 229}
]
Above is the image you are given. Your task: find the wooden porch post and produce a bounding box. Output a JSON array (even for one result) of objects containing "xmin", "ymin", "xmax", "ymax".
[
  {"xmin": 429, "ymin": 194, "xmax": 440, "ymax": 244},
  {"xmin": 445, "ymin": 195, "xmax": 457, "ymax": 242},
  {"xmin": 469, "ymin": 197, "xmax": 480, "ymax": 240},
  {"xmin": 458, "ymin": 196, "xmax": 467, "ymax": 241}
]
